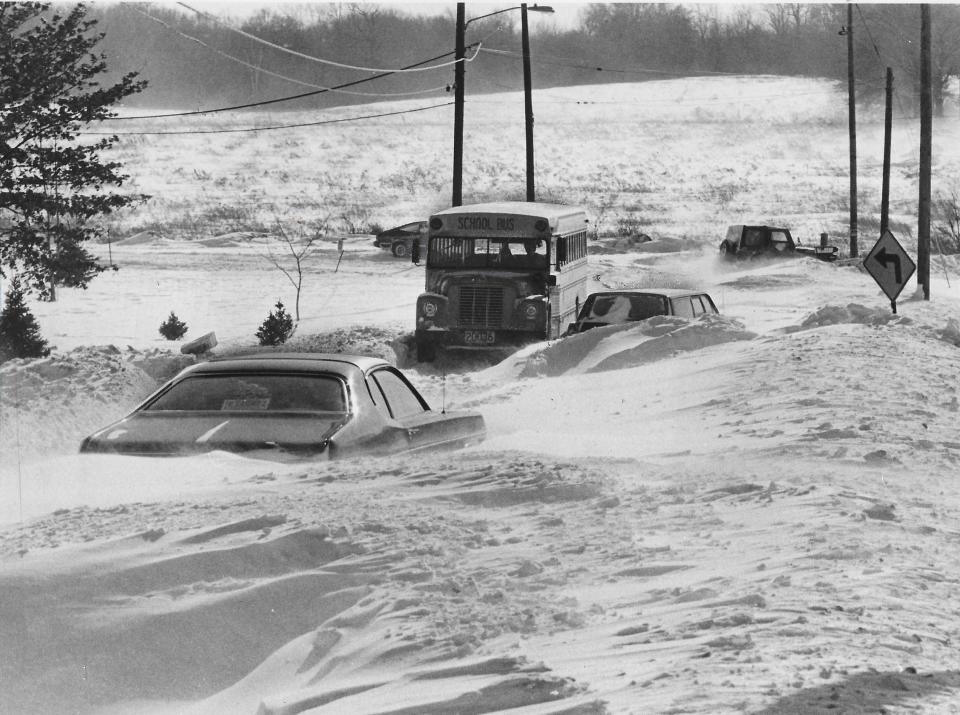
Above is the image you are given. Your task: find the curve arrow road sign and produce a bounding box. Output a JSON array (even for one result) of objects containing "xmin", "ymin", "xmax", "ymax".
[
  {"xmin": 873, "ymin": 247, "xmax": 902, "ymax": 284},
  {"xmin": 864, "ymin": 230, "xmax": 916, "ymax": 303}
]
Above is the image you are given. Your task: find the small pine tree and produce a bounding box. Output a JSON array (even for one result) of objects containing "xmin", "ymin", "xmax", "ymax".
[
  {"xmin": 0, "ymin": 277, "xmax": 51, "ymax": 364},
  {"xmin": 256, "ymin": 300, "xmax": 294, "ymax": 346},
  {"xmin": 158, "ymin": 311, "xmax": 188, "ymax": 340}
]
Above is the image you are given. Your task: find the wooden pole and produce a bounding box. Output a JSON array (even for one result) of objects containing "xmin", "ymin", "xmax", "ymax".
[
  {"xmin": 846, "ymin": 4, "xmax": 858, "ymax": 258},
  {"xmin": 918, "ymin": 4, "xmax": 932, "ymax": 299},
  {"xmin": 452, "ymin": 3, "xmax": 465, "ymax": 207},
  {"xmin": 881, "ymin": 68, "xmax": 893, "ymax": 237},
  {"xmin": 521, "ymin": 4, "xmax": 535, "ymax": 202}
]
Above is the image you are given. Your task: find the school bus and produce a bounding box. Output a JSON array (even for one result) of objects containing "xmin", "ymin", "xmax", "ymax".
[{"xmin": 413, "ymin": 201, "xmax": 590, "ymax": 362}]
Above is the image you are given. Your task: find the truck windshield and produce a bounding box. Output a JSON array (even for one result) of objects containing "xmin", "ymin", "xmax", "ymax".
[{"xmin": 428, "ymin": 236, "xmax": 549, "ymax": 270}]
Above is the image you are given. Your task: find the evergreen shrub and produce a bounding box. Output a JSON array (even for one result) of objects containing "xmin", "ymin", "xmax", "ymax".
[
  {"xmin": 256, "ymin": 300, "xmax": 294, "ymax": 346},
  {"xmin": 159, "ymin": 311, "xmax": 188, "ymax": 340},
  {"xmin": 0, "ymin": 277, "xmax": 51, "ymax": 364}
]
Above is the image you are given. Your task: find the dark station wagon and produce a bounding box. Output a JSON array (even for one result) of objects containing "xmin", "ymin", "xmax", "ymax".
[
  {"xmin": 373, "ymin": 221, "xmax": 427, "ymax": 258},
  {"xmin": 80, "ymin": 354, "xmax": 485, "ymax": 460},
  {"xmin": 565, "ymin": 288, "xmax": 719, "ymax": 335}
]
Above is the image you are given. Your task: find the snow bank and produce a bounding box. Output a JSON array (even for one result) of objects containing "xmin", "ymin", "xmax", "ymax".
[
  {"xmin": 787, "ymin": 303, "xmax": 912, "ymax": 331},
  {"xmin": 0, "ymin": 346, "xmax": 191, "ymax": 463},
  {"xmin": 494, "ymin": 314, "xmax": 757, "ymax": 379}
]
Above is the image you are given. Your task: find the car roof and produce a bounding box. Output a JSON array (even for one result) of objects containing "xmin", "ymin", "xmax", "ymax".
[
  {"xmin": 190, "ymin": 353, "xmax": 390, "ymax": 375},
  {"xmin": 587, "ymin": 288, "xmax": 712, "ymax": 298}
]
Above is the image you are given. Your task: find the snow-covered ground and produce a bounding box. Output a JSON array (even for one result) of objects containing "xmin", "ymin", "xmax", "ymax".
[{"xmin": 4, "ymin": 75, "xmax": 960, "ymax": 714}]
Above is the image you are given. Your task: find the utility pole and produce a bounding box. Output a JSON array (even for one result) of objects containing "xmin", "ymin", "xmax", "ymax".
[
  {"xmin": 918, "ymin": 4, "xmax": 932, "ymax": 299},
  {"xmin": 521, "ymin": 3, "xmax": 535, "ymax": 202},
  {"xmin": 881, "ymin": 68, "xmax": 893, "ymax": 236},
  {"xmin": 452, "ymin": 3, "xmax": 465, "ymax": 207},
  {"xmin": 844, "ymin": 4, "xmax": 858, "ymax": 258},
  {"xmin": 451, "ymin": 4, "xmax": 552, "ymax": 206}
]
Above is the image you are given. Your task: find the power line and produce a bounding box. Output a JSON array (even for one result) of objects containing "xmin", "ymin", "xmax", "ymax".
[
  {"xmin": 480, "ymin": 47, "xmax": 754, "ymax": 78},
  {"xmin": 177, "ymin": 1, "xmax": 464, "ymax": 73},
  {"xmin": 854, "ymin": 4, "xmax": 910, "ymax": 117},
  {"xmin": 855, "ymin": 4, "xmax": 885, "ymax": 63},
  {"xmin": 104, "ymin": 46, "xmax": 473, "ymax": 120},
  {"xmin": 130, "ymin": 5, "xmax": 451, "ymax": 99},
  {"xmin": 81, "ymin": 102, "xmax": 453, "ymax": 136}
]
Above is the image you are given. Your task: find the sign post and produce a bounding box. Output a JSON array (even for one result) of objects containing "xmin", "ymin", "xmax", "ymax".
[{"xmin": 863, "ymin": 230, "xmax": 916, "ymax": 314}]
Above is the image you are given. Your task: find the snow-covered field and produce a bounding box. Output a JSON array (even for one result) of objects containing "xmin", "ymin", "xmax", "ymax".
[{"xmin": 4, "ymin": 76, "xmax": 960, "ymax": 714}]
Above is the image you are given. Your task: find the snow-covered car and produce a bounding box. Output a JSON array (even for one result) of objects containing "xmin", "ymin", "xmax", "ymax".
[
  {"xmin": 719, "ymin": 224, "xmax": 838, "ymax": 262},
  {"xmin": 565, "ymin": 288, "xmax": 719, "ymax": 335},
  {"xmin": 373, "ymin": 221, "xmax": 427, "ymax": 258},
  {"xmin": 79, "ymin": 354, "xmax": 485, "ymax": 459}
]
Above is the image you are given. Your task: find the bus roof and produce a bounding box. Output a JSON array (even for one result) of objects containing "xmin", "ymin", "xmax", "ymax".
[{"xmin": 431, "ymin": 201, "xmax": 588, "ymax": 235}]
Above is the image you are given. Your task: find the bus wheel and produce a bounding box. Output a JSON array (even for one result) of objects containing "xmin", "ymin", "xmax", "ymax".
[
  {"xmin": 416, "ymin": 338, "xmax": 436, "ymax": 363},
  {"xmin": 392, "ymin": 242, "xmax": 409, "ymax": 258}
]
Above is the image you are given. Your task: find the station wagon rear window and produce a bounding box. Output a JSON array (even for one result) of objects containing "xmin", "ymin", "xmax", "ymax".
[
  {"xmin": 584, "ymin": 294, "xmax": 668, "ymax": 323},
  {"xmin": 145, "ymin": 374, "xmax": 347, "ymax": 413}
]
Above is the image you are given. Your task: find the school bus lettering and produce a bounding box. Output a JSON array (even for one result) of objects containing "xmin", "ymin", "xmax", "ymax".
[{"xmin": 455, "ymin": 216, "xmax": 515, "ymax": 231}]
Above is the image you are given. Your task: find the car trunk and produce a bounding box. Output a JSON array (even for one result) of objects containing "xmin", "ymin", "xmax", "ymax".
[{"xmin": 81, "ymin": 412, "xmax": 347, "ymax": 456}]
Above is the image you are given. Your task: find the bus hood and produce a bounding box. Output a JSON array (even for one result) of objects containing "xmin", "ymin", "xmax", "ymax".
[{"xmin": 431, "ymin": 270, "xmax": 545, "ymax": 296}]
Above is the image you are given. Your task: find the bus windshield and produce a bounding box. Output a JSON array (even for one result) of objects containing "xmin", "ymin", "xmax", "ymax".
[{"xmin": 428, "ymin": 236, "xmax": 549, "ymax": 270}]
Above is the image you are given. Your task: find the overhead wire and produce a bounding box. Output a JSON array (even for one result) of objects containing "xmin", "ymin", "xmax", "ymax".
[
  {"xmin": 129, "ymin": 4, "xmax": 452, "ymax": 98},
  {"xmin": 177, "ymin": 1, "xmax": 464, "ymax": 73},
  {"xmin": 81, "ymin": 102, "xmax": 454, "ymax": 136},
  {"xmin": 103, "ymin": 44, "xmax": 478, "ymax": 120},
  {"xmin": 854, "ymin": 4, "xmax": 910, "ymax": 116},
  {"xmin": 479, "ymin": 47, "xmax": 757, "ymax": 78}
]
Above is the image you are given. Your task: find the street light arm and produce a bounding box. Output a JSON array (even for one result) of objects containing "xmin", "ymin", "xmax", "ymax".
[{"xmin": 465, "ymin": 4, "xmax": 553, "ymax": 28}]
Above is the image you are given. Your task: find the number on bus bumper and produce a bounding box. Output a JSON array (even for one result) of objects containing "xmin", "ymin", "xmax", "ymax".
[{"xmin": 463, "ymin": 330, "xmax": 496, "ymax": 346}]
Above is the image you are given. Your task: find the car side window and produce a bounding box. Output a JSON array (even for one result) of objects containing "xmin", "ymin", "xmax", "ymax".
[
  {"xmin": 366, "ymin": 376, "xmax": 391, "ymax": 418},
  {"xmin": 743, "ymin": 228, "xmax": 765, "ymax": 247},
  {"xmin": 369, "ymin": 368, "xmax": 428, "ymax": 419},
  {"xmin": 671, "ymin": 297, "xmax": 695, "ymax": 318}
]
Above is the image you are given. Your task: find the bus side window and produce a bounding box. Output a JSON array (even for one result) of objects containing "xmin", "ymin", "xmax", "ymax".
[{"xmin": 556, "ymin": 236, "xmax": 567, "ymax": 268}]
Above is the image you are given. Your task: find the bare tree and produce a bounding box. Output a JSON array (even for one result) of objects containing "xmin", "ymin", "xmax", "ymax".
[
  {"xmin": 262, "ymin": 220, "xmax": 323, "ymax": 322},
  {"xmin": 934, "ymin": 187, "xmax": 960, "ymax": 254}
]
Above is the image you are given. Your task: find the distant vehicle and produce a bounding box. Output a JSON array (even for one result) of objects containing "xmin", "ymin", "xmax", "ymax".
[
  {"xmin": 373, "ymin": 221, "xmax": 427, "ymax": 258},
  {"xmin": 719, "ymin": 225, "xmax": 838, "ymax": 262},
  {"xmin": 414, "ymin": 201, "xmax": 590, "ymax": 361},
  {"xmin": 565, "ymin": 288, "xmax": 719, "ymax": 335},
  {"xmin": 79, "ymin": 354, "xmax": 485, "ymax": 459}
]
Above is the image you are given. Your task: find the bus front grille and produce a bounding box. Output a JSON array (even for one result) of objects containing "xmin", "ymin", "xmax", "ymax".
[{"xmin": 458, "ymin": 285, "xmax": 503, "ymax": 327}]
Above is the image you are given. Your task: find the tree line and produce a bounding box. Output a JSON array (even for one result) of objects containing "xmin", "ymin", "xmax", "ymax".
[{"xmin": 89, "ymin": 3, "xmax": 960, "ymax": 116}]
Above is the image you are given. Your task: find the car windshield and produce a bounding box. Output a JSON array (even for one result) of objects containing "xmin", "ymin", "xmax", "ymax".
[
  {"xmin": 582, "ymin": 294, "xmax": 668, "ymax": 323},
  {"xmin": 144, "ymin": 373, "xmax": 348, "ymax": 413},
  {"xmin": 428, "ymin": 236, "xmax": 549, "ymax": 270}
]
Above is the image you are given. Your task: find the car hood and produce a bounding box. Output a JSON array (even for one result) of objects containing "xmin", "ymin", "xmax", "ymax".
[{"xmin": 80, "ymin": 412, "xmax": 348, "ymax": 456}]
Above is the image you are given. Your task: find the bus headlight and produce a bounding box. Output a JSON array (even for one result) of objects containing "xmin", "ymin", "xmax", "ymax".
[
  {"xmin": 417, "ymin": 294, "xmax": 446, "ymax": 328},
  {"xmin": 517, "ymin": 299, "xmax": 544, "ymax": 324}
]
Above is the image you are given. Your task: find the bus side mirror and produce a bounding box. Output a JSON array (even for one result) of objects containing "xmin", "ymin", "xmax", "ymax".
[
  {"xmin": 546, "ymin": 275, "xmax": 557, "ymax": 287},
  {"xmin": 412, "ymin": 239, "xmax": 421, "ymax": 264}
]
